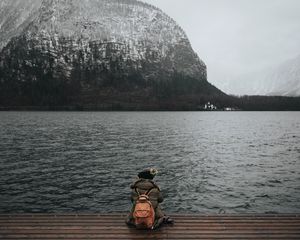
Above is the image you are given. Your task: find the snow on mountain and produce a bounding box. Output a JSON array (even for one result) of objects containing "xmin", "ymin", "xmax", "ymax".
[
  {"xmin": 220, "ymin": 55, "xmax": 300, "ymax": 97},
  {"xmin": 0, "ymin": 0, "xmax": 42, "ymax": 50},
  {"xmin": 260, "ymin": 55, "xmax": 300, "ymax": 96},
  {"xmin": 0, "ymin": 0, "xmax": 221, "ymax": 107},
  {"xmin": 0, "ymin": 0, "xmax": 206, "ymax": 79}
]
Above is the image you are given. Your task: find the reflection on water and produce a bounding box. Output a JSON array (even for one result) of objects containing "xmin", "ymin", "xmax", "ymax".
[{"xmin": 0, "ymin": 111, "xmax": 299, "ymax": 213}]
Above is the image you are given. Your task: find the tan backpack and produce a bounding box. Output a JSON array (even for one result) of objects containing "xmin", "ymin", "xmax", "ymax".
[{"xmin": 133, "ymin": 188, "xmax": 155, "ymax": 229}]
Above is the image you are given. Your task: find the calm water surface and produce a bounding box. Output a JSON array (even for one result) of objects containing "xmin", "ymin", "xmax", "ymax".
[{"xmin": 0, "ymin": 111, "xmax": 299, "ymax": 214}]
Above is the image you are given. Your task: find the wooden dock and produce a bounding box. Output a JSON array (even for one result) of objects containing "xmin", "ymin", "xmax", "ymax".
[{"xmin": 0, "ymin": 214, "xmax": 299, "ymax": 239}]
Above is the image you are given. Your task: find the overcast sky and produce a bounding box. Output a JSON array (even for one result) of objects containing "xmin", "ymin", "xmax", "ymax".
[{"xmin": 142, "ymin": 0, "xmax": 300, "ymax": 90}]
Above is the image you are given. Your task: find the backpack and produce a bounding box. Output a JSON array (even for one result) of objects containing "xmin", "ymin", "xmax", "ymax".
[{"xmin": 133, "ymin": 188, "xmax": 155, "ymax": 229}]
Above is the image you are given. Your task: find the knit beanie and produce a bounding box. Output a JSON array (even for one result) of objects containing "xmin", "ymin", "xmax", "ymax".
[{"xmin": 138, "ymin": 168, "xmax": 158, "ymax": 180}]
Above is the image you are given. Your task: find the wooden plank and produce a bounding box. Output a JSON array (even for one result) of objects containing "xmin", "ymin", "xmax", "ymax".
[
  {"xmin": 0, "ymin": 214, "xmax": 298, "ymax": 218},
  {"xmin": 1, "ymin": 223, "xmax": 300, "ymax": 228},
  {"xmin": 1, "ymin": 224, "xmax": 299, "ymax": 229},
  {"xmin": 1, "ymin": 228, "xmax": 299, "ymax": 233},
  {"xmin": 1, "ymin": 218, "xmax": 297, "ymax": 222},
  {"xmin": 0, "ymin": 214, "xmax": 298, "ymax": 220},
  {"xmin": 0, "ymin": 214, "xmax": 299, "ymax": 240},
  {"xmin": 1, "ymin": 234, "xmax": 300, "ymax": 239}
]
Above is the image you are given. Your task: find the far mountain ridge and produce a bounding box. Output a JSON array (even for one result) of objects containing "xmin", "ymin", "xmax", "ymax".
[
  {"xmin": 262, "ymin": 54, "xmax": 300, "ymax": 96},
  {"xmin": 220, "ymin": 54, "xmax": 300, "ymax": 97}
]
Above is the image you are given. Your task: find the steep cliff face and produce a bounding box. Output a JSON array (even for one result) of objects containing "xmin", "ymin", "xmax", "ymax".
[{"xmin": 0, "ymin": 0, "xmax": 221, "ymax": 108}]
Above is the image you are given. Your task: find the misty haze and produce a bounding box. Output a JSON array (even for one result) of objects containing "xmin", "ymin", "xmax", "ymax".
[
  {"xmin": 0, "ymin": 0, "xmax": 299, "ymax": 239},
  {"xmin": 144, "ymin": 0, "xmax": 300, "ymax": 96}
]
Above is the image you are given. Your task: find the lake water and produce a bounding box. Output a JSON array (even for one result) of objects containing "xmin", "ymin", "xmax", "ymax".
[{"xmin": 0, "ymin": 111, "xmax": 299, "ymax": 214}]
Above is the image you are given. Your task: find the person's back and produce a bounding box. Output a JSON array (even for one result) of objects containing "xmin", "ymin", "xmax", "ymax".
[{"xmin": 126, "ymin": 168, "xmax": 173, "ymax": 229}]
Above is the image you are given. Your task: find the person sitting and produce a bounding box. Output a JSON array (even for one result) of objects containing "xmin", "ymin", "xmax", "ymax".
[{"xmin": 126, "ymin": 168, "xmax": 174, "ymax": 229}]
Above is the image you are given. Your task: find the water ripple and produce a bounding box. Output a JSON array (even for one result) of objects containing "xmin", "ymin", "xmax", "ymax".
[{"xmin": 0, "ymin": 111, "xmax": 299, "ymax": 214}]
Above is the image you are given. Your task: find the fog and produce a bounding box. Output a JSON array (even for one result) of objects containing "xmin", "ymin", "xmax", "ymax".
[{"xmin": 142, "ymin": 0, "xmax": 300, "ymax": 93}]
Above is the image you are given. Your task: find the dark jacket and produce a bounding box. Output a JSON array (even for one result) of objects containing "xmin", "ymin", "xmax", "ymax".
[{"xmin": 130, "ymin": 178, "xmax": 164, "ymax": 218}]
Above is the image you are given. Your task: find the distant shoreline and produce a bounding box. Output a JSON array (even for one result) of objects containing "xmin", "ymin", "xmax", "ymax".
[
  {"xmin": 1, "ymin": 95, "xmax": 300, "ymax": 111},
  {"xmin": 0, "ymin": 106, "xmax": 299, "ymax": 112}
]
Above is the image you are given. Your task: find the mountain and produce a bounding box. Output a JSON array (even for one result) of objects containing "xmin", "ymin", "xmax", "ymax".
[
  {"xmin": 0, "ymin": 0, "xmax": 223, "ymax": 109},
  {"xmin": 220, "ymin": 55, "xmax": 300, "ymax": 97},
  {"xmin": 258, "ymin": 55, "xmax": 300, "ymax": 96}
]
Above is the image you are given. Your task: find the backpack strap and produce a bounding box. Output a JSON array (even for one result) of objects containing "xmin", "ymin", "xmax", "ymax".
[
  {"xmin": 148, "ymin": 180, "xmax": 161, "ymax": 191},
  {"xmin": 135, "ymin": 188, "xmax": 141, "ymax": 196},
  {"xmin": 145, "ymin": 188, "xmax": 155, "ymax": 196},
  {"xmin": 135, "ymin": 187, "xmax": 156, "ymax": 197}
]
